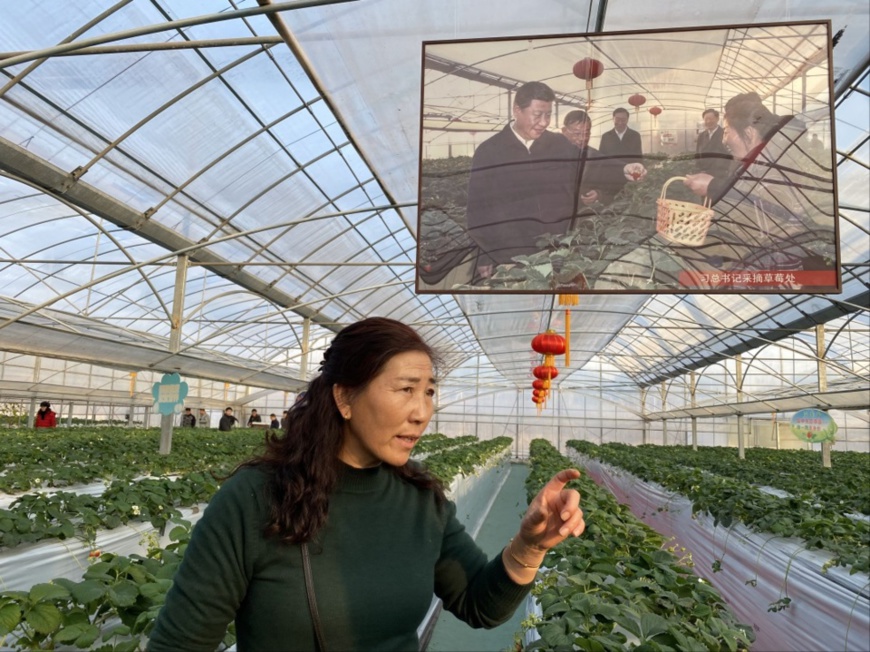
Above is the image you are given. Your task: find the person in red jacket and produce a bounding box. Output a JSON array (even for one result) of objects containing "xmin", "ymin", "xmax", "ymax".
[{"xmin": 35, "ymin": 401, "xmax": 57, "ymax": 428}]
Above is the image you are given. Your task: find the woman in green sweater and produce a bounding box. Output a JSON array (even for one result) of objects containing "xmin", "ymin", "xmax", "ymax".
[{"xmin": 148, "ymin": 317, "xmax": 585, "ymax": 651}]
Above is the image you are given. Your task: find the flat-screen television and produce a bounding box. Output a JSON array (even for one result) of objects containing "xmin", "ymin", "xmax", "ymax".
[{"xmin": 415, "ymin": 21, "xmax": 840, "ymax": 295}]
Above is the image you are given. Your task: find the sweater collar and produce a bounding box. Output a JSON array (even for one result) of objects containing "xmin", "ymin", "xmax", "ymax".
[{"xmin": 337, "ymin": 461, "xmax": 390, "ymax": 493}]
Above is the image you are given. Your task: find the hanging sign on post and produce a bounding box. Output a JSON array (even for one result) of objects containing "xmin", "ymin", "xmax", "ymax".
[
  {"xmin": 789, "ymin": 408, "xmax": 837, "ymax": 443},
  {"xmin": 152, "ymin": 373, "xmax": 189, "ymax": 415}
]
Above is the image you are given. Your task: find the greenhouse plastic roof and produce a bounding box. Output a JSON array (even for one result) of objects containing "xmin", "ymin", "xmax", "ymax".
[{"xmin": 0, "ymin": 0, "xmax": 867, "ymax": 395}]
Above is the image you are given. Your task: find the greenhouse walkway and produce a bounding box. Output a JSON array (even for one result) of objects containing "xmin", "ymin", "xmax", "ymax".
[{"xmin": 428, "ymin": 462, "xmax": 531, "ymax": 652}]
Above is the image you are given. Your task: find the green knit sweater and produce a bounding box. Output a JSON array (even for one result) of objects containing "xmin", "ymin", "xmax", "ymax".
[{"xmin": 147, "ymin": 463, "xmax": 531, "ymax": 651}]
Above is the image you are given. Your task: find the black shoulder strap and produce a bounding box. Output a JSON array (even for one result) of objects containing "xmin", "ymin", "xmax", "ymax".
[{"xmin": 301, "ymin": 543, "xmax": 327, "ymax": 652}]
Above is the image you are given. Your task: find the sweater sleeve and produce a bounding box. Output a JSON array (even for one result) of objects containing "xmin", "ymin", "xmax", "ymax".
[
  {"xmin": 433, "ymin": 500, "xmax": 532, "ymax": 629},
  {"xmin": 147, "ymin": 469, "xmax": 265, "ymax": 651}
]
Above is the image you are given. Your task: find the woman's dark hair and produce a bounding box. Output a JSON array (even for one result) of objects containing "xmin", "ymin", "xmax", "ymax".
[
  {"xmin": 724, "ymin": 92, "xmax": 783, "ymax": 151},
  {"xmin": 242, "ymin": 317, "xmax": 446, "ymax": 544}
]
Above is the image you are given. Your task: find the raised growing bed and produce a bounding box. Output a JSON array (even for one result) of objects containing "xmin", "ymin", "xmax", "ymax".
[
  {"xmin": 567, "ymin": 443, "xmax": 870, "ymax": 651},
  {"xmin": 520, "ymin": 439, "xmax": 753, "ymax": 651}
]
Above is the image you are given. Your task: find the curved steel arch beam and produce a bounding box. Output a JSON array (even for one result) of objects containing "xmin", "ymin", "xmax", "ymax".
[
  {"xmin": 1, "ymin": 171, "xmax": 172, "ymax": 321},
  {"xmin": 0, "ymin": 0, "xmax": 355, "ymax": 69}
]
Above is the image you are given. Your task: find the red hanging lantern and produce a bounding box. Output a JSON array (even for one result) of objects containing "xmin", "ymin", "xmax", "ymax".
[
  {"xmin": 628, "ymin": 93, "xmax": 646, "ymax": 115},
  {"xmin": 531, "ymin": 329, "xmax": 566, "ymax": 368},
  {"xmin": 572, "ymin": 57, "xmax": 604, "ymax": 108},
  {"xmin": 649, "ymin": 106, "xmax": 662, "ymax": 117},
  {"xmin": 532, "ymin": 379, "xmax": 548, "ymax": 391},
  {"xmin": 533, "ymin": 365, "xmax": 559, "ymax": 381},
  {"xmin": 531, "ymin": 330, "xmax": 566, "ymax": 356},
  {"xmin": 532, "ymin": 388, "xmax": 548, "ymax": 400}
]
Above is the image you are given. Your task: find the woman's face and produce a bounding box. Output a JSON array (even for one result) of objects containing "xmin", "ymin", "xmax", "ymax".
[
  {"xmin": 722, "ymin": 117, "xmax": 760, "ymax": 160},
  {"xmin": 335, "ymin": 350, "xmax": 435, "ymax": 468}
]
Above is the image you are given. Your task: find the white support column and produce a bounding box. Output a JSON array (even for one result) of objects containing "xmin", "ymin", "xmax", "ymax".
[
  {"xmin": 168, "ymin": 255, "xmax": 189, "ymax": 353},
  {"xmin": 300, "ymin": 317, "xmax": 311, "ymax": 381},
  {"xmin": 127, "ymin": 371, "xmax": 137, "ymax": 428},
  {"xmin": 640, "ymin": 387, "xmax": 648, "ymax": 445},
  {"xmin": 27, "ymin": 357, "xmax": 42, "ymax": 427},
  {"xmin": 660, "ymin": 381, "xmax": 668, "ymax": 445},
  {"xmin": 817, "ymin": 325, "xmax": 832, "ymax": 468},
  {"xmin": 690, "ymin": 371, "xmax": 698, "ymax": 450},
  {"xmin": 161, "ymin": 255, "xmax": 189, "ymax": 455},
  {"xmin": 475, "ymin": 354, "xmax": 480, "ymax": 439},
  {"xmin": 735, "ymin": 354, "xmax": 745, "ymax": 460}
]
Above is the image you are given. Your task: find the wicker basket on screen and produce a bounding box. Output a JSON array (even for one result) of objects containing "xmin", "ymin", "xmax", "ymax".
[{"xmin": 655, "ymin": 176, "xmax": 714, "ymax": 246}]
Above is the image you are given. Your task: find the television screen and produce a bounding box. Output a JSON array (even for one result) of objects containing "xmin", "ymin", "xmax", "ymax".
[{"xmin": 415, "ymin": 21, "xmax": 840, "ymax": 295}]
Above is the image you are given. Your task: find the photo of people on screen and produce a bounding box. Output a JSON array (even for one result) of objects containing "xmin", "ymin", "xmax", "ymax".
[{"xmin": 416, "ymin": 24, "xmax": 839, "ymax": 294}]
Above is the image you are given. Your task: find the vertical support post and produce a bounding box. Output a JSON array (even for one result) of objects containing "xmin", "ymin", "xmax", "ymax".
[
  {"xmin": 161, "ymin": 255, "xmax": 189, "ymax": 456},
  {"xmin": 660, "ymin": 381, "xmax": 667, "ymax": 445},
  {"xmin": 475, "ymin": 355, "xmax": 480, "ymax": 439},
  {"xmin": 735, "ymin": 354, "xmax": 745, "ymax": 460},
  {"xmin": 300, "ymin": 317, "xmax": 311, "ymax": 381},
  {"xmin": 690, "ymin": 371, "xmax": 698, "ymax": 450},
  {"xmin": 28, "ymin": 357, "xmax": 42, "ymax": 428},
  {"xmin": 772, "ymin": 412, "xmax": 779, "ymax": 449},
  {"xmin": 817, "ymin": 325, "xmax": 831, "ymax": 468},
  {"xmin": 168, "ymin": 255, "xmax": 189, "ymax": 353},
  {"xmin": 66, "ymin": 402, "xmax": 73, "ymax": 427},
  {"xmin": 128, "ymin": 372, "xmax": 137, "ymax": 428},
  {"xmin": 434, "ymin": 385, "xmax": 440, "ymax": 434},
  {"xmin": 640, "ymin": 387, "xmax": 648, "ymax": 445},
  {"xmin": 515, "ymin": 389, "xmax": 521, "ymax": 459},
  {"xmin": 159, "ymin": 414, "xmax": 173, "ymax": 455},
  {"xmin": 598, "ymin": 364, "xmax": 604, "ymax": 444}
]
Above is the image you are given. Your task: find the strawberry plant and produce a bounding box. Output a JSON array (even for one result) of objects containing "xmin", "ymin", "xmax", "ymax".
[
  {"xmin": 568, "ymin": 441, "xmax": 870, "ymax": 574},
  {"xmin": 524, "ymin": 439, "xmax": 753, "ymax": 651}
]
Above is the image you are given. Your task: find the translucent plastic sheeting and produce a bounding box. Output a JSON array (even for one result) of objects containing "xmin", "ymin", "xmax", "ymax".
[
  {"xmin": 569, "ymin": 452, "xmax": 870, "ymax": 652},
  {"xmin": 455, "ymin": 293, "xmax": 648, "ymax": 387}
]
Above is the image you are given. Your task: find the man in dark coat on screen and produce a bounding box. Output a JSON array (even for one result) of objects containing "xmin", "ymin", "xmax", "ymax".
[
  {"xmin": 465, "ymin": 81, "xmax": 579, "ymax": 272},
  {"xmin": 694, "ymin": 108, "xmax": 732, "ymax": 179},
  {"xmin": 598, "ymin": 107, "xmax": 643, "ymax": 164}
]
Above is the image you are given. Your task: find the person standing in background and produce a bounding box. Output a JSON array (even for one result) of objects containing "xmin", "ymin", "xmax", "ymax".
[
  {"xmin": 197, "ymin": 408, "xmax": 210, "ymax": 428},
  {"xmin": 269, "ymin": 413, "xmax": 280, "ymax": 429},
  {"xmin": 598, "ymin": 107, "xmax": 643, "ymax": 163},
  {"xmin": 247, "ymin": 409, "xmax": 262, "ymax": 427},
  {"xmin": 695, "ymin": 108, "xmax": 732, "ymax": 178},
  {"xmin": 35, "ymin": 401, "xmax": 57, "ymax": 428},
  {"xmin": 218, "ymin": 407, "xmax": 238, "ymax": 432},
  {"xmin": 181, "ymin": 407, "xmax": 197, "ymax": 428}
]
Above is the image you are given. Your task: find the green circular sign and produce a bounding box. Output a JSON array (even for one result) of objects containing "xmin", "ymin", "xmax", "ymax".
[{"xmin": 790, "ymin": 408, "xmax": 837, "ymax": 443}]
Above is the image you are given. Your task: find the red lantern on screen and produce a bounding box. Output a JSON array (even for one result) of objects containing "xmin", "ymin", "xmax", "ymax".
[
  {"xmin": 628, "ymin": 93, "xmax": 646, "ymax": 114},
  {"xmin": 572, "ymin": 58, "xmax": 604, "ymax": 107}
]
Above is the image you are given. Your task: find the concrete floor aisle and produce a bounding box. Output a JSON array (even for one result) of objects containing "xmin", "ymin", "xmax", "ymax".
[{"xmin": 427, "ymin": 462, "xmax": 531, "ymax": 652}]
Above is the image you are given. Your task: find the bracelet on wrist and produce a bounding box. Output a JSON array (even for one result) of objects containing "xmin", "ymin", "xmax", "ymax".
[{"xmin": 508, "ymin": 537, "xmax": 544, "ymax": 569}]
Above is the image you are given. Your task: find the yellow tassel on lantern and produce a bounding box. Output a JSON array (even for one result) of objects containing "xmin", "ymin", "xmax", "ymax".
[{"xmin": 558, "ymin": 294, "xmax": 579, "ymax": 366}]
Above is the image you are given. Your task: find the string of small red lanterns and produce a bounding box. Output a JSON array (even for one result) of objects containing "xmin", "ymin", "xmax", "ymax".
[{"xmin": 530, "ymin": 330, "xmax": 565, "ymax": 414}]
